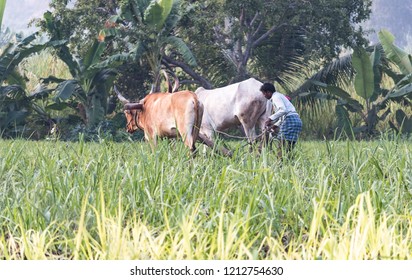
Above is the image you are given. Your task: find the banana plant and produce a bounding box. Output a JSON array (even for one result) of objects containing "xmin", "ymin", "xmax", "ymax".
[
  {"xmin": 300, "ymin": 29, "xmax": 412, "ymax": 136},
  {"xmin": 378, "ymin": 29, "xmax": 412, "ymax": 76},
  {"xmin": 42, "ymin": 39, "xmax": 120, "ymax": 128},
  {"xmin": 112, "ymin": 0, "xmax": 197, "ymax": 92},
  {"xmin": 378, "ymin": 29, "xmax": 412, "ymax": 134},
  {"xmin": 0, "ymin": 0, "xmax": 6, "ymax": 31},
  {"xmin": 334, "ymin": 46, "xmax": 410, "ymax": 135},
  {"xmin": 41, "ymin": 11, "xmax": 130, "ymax": 128},
  {"xmin": 0, "ymin": 32, "xmax": 65, "ymax": 135},
  {"xmin": 0, "ymin": 0, "xmax": 66, "ymax": 136}
]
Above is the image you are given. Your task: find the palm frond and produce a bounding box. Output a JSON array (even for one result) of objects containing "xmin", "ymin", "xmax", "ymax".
[{"xmin": 292, "ymin": 54, "xmax": 355, "ymax": 98}]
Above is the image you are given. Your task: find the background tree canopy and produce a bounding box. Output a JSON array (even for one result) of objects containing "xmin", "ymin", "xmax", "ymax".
[
  {"xmin": 178, "ymin": 0, "xmax": 371, "ymax": 86},
  {"xmin": 36, "ymin": 0, "xmax": 372, "ymax": 92}
]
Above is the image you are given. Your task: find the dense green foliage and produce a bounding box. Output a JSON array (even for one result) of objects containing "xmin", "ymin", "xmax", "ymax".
[
  {"xmin": 111, "ymin": 0, "xmax": 197, "ymax": 93},
  {"xmin": 35, "ymin": 0, "xmax": 373, "ymax": 89},
  {"xmin": 40, "ymin": 10, "xmax": 120, "ymax": 128},
  {"xmin": 178, "ymin": 0, "xmax": 372, "ymax": 85},
  {"xmin": 41, "ymin": 0, "xmax": 117, "ymax": 57},
  {"xmin": 0, "ymin": 33, "xmax": 67, "ymax": 138},
  {"xmin": 296, "ymin": 29, "xmax": 412, "ymax": 137},
  {"xmin": 0, "ymin": 138, "xmax": 411, "ymax": 259}
]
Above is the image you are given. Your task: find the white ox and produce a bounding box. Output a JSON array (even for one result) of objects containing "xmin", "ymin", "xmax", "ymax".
[{"xmin": 195, "ymin": 78, "xmax": 272, "ymax": 144}]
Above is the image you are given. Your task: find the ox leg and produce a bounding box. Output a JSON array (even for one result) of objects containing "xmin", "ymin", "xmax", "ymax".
[
  {"xmin": 236, "ymin": 116, "xmax": 258, "ymax": 151},
  {"xmin": 198, "ymin": 133, "xmax": 232, "ymax": 157},
  {"xmin": 177, "ymin": 128, "xmax": 198, "ymax": 155},
  {"xmin": 257, "ymin": 130, "xmax": 273, "ymax": 154},
  {"xmin": 144, "ymin": 132, "xmax": 158, "ymax": 152},
  {"xmin": 241, "ymin": 119, "xmax": 271, "ymax": 153},
  {"xmin": 256, "ymin": 102, "xmax": 275, "ymax": 152},
  {"xmin": 181, "ymin": 134, "xmax": 196, "ymax": 154},
  {"xmin": 188, "ymin": 138, "xmax": 198, "ymax": 155},
  {"xmin": 237, "ymin": 99, "xmax": 267, "ymax": 150},
  {"xmin": 240, "ymin": 124, "xmax": 257, "ymax": 152}
]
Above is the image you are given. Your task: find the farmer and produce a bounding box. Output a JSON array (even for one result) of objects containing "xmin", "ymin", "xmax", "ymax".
[{"xmin": 260, "ymin": 82, "xmax": 302, "ymax": 160}]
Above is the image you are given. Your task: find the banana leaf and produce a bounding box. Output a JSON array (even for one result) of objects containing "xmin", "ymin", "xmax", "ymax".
[
  {"xmin": 163, "ymin": 36, "xmax": 197, "ymax": 67},
  {"xmin": 352, "ymin": 48, "xmax": 374, "ymax": 100},
  {"xmin": 326, "ymin": 85, "xmax": 363, "ymax": 112},
  {"xmin": 144, "ymin": 0, "xmax": 173, "ymax": 30},
  {"xmin": 378, "ymin": 29, "xmax": 412, "ymax": 75},
  {"xmin": 388, "ymin": 83, "xmax": 412, "ymax": 98},
  {"xmin": 54, "ymin": 80, "xmax": 80, "ymax": 101},
  {"xmin": 0, "ymin": 0, "xmax": 6, "ymax": 30}
]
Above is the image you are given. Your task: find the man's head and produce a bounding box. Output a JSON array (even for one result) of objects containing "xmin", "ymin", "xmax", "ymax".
[{"xmin": 260, "ymin": 83, "xmax": 276, "ymax": 100}]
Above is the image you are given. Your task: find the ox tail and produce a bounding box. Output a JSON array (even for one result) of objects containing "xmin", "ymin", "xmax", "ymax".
[
  {"xmin": 178, "ymin": 94, "xmax": 203, "ymax": 152},
  {"xmin": 187, "ymin": 96, "xmax": 203, "ymax": 152}
]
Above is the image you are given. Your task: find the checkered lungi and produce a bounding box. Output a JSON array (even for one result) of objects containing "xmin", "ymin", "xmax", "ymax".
[{"xmin": 278, "ymin": 114, "xmax": 302, "ymax": 142}]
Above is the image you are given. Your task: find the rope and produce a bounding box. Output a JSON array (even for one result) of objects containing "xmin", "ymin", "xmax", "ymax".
[
  {"xmin": 203, "ymin": 103, "xmax": 274, "ymax": 142},
  {"xmin": 214, "ymin": 128, "xmax": 268, "ymax": 142}
]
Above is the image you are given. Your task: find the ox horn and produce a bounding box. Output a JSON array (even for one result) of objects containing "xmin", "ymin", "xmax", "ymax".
[
  {"xmin": 160, "ymin": 69, "xmax": 180, "ymax": 93},
  {"xmin": 161, "ymin": 69, "xmax": 172, "ymax": 93},
  {"xmin": 149, "ymin": 84, "xmax": 155, "ymax": 94},
  {"xmin": 124, "ymin": 103, "xmax": 143, "ymax": 110},
  {"xmin": 162, "ymin": 69, "xmax": 180, "ymax": 93},
  {"xmin": 149, "ymin": 70, "xmax": 180, "ymax": 94},
  {"xmin": 150, "ymin": 70, "xmax": 172, "ymax": 93},
  {"xmin": 169, "ymin": 71, "xmax": 180, "ymax": 93},
  {"xmin": 114, "ymin": 85, "xmax": 129, "ymax": 105}
]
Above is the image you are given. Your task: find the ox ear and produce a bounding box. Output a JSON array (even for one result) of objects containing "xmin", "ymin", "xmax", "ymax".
[
  {"xmin": 114, "ymin": 85, "xmax": 129, "ymax": 105},
  {"xmin": 124, "ymin": 103, "xmax": 143, "ymax": 110}
]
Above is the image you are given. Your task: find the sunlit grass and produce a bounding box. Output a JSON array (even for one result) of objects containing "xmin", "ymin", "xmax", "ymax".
[
  {"xmin": 19, "ymin": 50, "xmax": 71, "ymax": 92},
  {"xmin": 0, "ymin": 138, "xmax": 411, "ymax": 259}
]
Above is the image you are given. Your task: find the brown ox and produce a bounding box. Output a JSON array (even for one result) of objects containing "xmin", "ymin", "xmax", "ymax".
[{"xmin": 115, "ymin": 86, "xmax": 203, "ymax": 153}]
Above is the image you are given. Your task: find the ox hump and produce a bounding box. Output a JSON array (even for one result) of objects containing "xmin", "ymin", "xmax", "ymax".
[{"xmin": 195, "ymin": 87, "xmax": 205, "ymax": 94}]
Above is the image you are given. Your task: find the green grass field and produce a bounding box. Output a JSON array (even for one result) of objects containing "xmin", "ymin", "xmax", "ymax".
[{"xmin": 0, "ymin": 137, "xmax": 411, "ymax": 259}]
